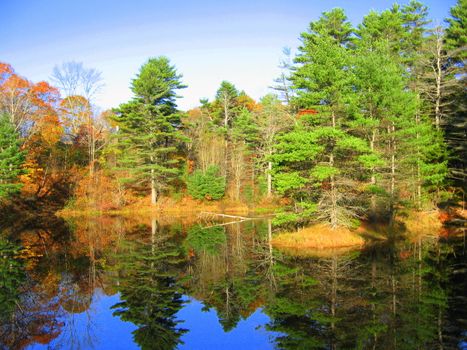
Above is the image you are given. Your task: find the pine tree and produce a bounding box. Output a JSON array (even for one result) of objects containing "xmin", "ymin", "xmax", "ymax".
[
  {"xmin": 0, "ymin": 114, "xmax": 25, "ymax": 199},
  {"xmin": 113, "ymin": 57, "xmax": 187, "ymax": 204},
  {"xmin": 355, "ymin": 5, "xmax": 447, "ymax": 211},
  {"xmin": 357, "ymin": 5, "xmax": 406, "ymax": 54},
  {"xmin": 214, "ymin": 81, "xmax": 239, "ymax": 129},
  {"xmin": 275, "ymin": 9, "xmax": 375, "ymax": 228},
  {"xmin": 445, "ymin": 0, "xmax": 467, "ymax": 63}
]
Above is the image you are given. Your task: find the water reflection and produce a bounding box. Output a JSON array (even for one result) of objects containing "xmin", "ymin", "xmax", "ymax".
[
  {"xmin": 110, "ymin": 219, "xmax": 187, "ymax": 349},
  {"xmin": 0, "ymin": 215, "xmax": 465, "ymax": 349}
]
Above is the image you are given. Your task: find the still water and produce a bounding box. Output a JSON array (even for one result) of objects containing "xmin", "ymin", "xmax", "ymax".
[{"xmin": 0, "ymin": 215, "xmax": 466, "ymax": 349}]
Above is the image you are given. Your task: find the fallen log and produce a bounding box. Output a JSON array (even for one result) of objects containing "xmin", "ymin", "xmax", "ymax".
[{"xmin": 199, "ymin": 212, "xmax": 250, "ymax": 221}]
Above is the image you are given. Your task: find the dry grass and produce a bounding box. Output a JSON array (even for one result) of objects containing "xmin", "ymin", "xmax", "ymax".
[
  {"xmin": 60, "ymin": 194, "xmax": 280, "ymax": 218},
  {"xmin": 272, "ymin": 223, "xmax": 365, "ymax": 250}
]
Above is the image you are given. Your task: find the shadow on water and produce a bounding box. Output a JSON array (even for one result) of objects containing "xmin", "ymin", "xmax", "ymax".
[{"xmin": 0, "ymin": 214, "xmax": 465, "ymax": 349}]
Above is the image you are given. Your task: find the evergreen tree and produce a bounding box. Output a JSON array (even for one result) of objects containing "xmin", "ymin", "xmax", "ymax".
[
  {"xmin": 357, "ymin": 5, "xmax": 406, "ymax": 54},
  {"xmin": 276, "ymin": 10, "xmax": 375, "ymax": 228},
  {"xmin": 0, "ymin": 114, "xmax": 25, "ymax": 199},
  {"xmin": 214, "ymin": 81, "xmax": 239, "ymax": 128},
  {"xmin": 355, "ymin": 5, "xmax": 447, "ymax": 211},
  {"xmin": 445, "ymin": 0, "xmax": 467, "ymax": 63},
  {"xmin": 187, "ymin": 165, "xmax": 226, "ymax": 200},
  {"xmin": 113, "ymin": 57, "xmax": 187, "ymax": 204},
  {"xmin": 401, "ymin": 0, "xmax": 431, "ymax": 69},
  {"xmin": 304, "ymin": 8, "xmax": 353, "ymax": 46}
]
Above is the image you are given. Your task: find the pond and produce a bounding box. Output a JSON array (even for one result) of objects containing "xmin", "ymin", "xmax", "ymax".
[{"xmin": 0, "ymin": 215, "xmax": 466, "ymax": 349}]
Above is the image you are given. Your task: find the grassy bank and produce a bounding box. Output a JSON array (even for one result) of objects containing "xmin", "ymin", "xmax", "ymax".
[
  {"xmin": 57, "ymin": 195, "xmax": 279, "ymax": 217},
  {"xmin": 272, "ymin": 224, "xmax": 365, "ymax": 250}
]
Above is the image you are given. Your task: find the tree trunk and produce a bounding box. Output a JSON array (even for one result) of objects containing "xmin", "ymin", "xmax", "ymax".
[
  {"xmin": 267, "ymin": 161, "xmax": 272, "ymax": 197},
  {"xmin": 415, "ymin": 103, "xmax": 422, "ymax": 210},
  {"xmin": 389, "ymin": 123, "xmax": 396, "ymax": 202},
  {"xmin": 434, "ymin": 31, "xmax": 442, "ymax": 130},
  {"xmin": 151, "ymin": 169, "xmax": 157, "ymax": 205},
  {"xmin": 329, "ymin": 110, "xmax": 338, "ymax": 228},
  {"xmin": 370, "ymin": 129, "xmax": 377, "ymax": 212},
  {"xmin": 223, "ymin": 95, "xmax": 229, "ymax": 128},
  {"xmin": 330, "ymin": 152, "xmax": 338, "ymax": 229}
]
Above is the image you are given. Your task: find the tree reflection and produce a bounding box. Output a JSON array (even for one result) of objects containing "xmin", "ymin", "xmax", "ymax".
[
  {"xmin": 110, "ymin": 219, "xmax": 187, "ymax": 350},
  {"xmin": 263, "ymin": 234, "xmax": 456, "ymax": 350},
  {"xmin": 184, "ymin": 221, "xmax": 266, "ymax": 332},
  {"xmin": 0, "ymin": 215, "xmax": 464, "ymax": 349}
]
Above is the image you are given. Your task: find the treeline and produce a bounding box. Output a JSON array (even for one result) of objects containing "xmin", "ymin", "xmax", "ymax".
[{"xmin": 0, "ymin": 0, "xmax": 465, "ymax": 227}]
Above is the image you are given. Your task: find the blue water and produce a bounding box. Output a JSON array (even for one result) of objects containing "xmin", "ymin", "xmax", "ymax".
[{"xmin": 27, "ymin": 292, "xmax": 279, "ymax": 350}]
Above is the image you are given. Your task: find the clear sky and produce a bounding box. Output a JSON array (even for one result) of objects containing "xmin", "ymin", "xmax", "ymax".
[{"xmin": 1, "ymin": 0, "xmax": 457, "ymax": 111}]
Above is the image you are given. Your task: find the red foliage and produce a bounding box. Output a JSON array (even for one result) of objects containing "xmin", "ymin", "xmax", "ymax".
[
  {"xmin": 399, "ymin": 250, "xmax": 411, "ymax": 260},
  {"xmin": 297, "ymin": 109, "xmax": 318, "ymax": 116}
]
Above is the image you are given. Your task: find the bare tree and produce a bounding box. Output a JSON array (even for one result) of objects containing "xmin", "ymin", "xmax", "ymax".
[
  {"xmin": 255, "ymin": 94, "xmax": 293, "ymax": 197},
  {"xmin": 270, "ymin": 47, "xmax": 295, "ymax": 104},
  {"xmin": 420, "ymin": 26, "xmax": 459, "ymax": 129},
  {"xmin": 51, "ymin": 61, "xmax": 103, "ymax": 101},
  {"xmin": 51, "ymin": 62, "xmax": 105, "ymax": 176}
]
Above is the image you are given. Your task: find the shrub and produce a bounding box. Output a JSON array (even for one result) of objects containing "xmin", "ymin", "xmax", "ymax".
[{"xmin": 187, "ymin": 165, "xmax": 226, "ymax": 200}]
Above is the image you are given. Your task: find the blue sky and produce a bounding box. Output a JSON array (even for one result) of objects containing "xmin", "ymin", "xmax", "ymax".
[{"xmin": 1, "ymin": 0, "xmax": 457, "ymax": 111}]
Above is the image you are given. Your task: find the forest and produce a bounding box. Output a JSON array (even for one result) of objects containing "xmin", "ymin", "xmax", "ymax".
[
  {"xmin": 0, "ymin": 1, "xmax": 466, "ymax": 349},
  {"xmin": 0, "ymin": 0, "xmax": 465, "ymax": 232}
]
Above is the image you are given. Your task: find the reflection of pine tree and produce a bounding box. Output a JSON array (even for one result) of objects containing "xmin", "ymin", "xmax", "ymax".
[
  {"xmin": 111, "ymin": 220, "xmax": 187, "ymax": 350},
  {"xmin": 390, "ymin": 238, "xmax": 449, "ymax": 350},
  {"xmin": 350, "ymin": 236, "xmax": 452, "ymax": 349},
  {"xmin": 185, "ymin": 222, "xmax": 265, "ymax": 332},
  {"xmin": 264, "ymin": 259, "xmax": 323, "ymax": 350}
]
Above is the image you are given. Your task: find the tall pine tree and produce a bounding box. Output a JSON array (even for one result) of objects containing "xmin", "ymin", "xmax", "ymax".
[
  {"xmin": 275, "ymin": 9, "xmax": 375, "ymax": 228},
  {"xmin": 113, "ymin": 57, "xmax": 187, "ymax": 204}
]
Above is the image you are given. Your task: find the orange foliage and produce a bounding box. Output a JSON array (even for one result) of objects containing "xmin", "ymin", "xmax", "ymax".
[
  {"xmin": 38, "ymin": 114, "xmax": 64, "ymax": 145},
  {"xmin": 187, "ymin": 159, "xmax": 195, "ymax": 173},
  {"xmin": 0, "ymin": 63, "xmax": 61, "ymax": 134},
  {"xmin": 72, "ymin": 170, "xmax": 127, "ymax": 211},
  {"xmin": 237, "ymin": 93, "xmax": 258, "ymax": 111},
  {"xmin": 0, "ymin": 62, "xmax": 14, "ymax": 75}
]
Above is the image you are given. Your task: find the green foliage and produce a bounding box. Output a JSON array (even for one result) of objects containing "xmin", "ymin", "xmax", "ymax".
[
  {"xmin": 445, "ymin": 0, "xmax": 467, "ymax": 59},
  {"xmin": 231, "ymin": 108, "xmax": 259, "ymax": 146},
  {"xmin": 310, "ymin": 165, "xmax": 339, "ymax": 182},
  {"xmin": 113, "ymin": 57, "xmax": 188, "ymax": 201},
  {"xmin": 0, "ymin": 114, "xmax": 25, "ymax": 199},
  {"xmin": 242, "ymin": 184, "xmax": 254, "ymax": 203},
  {"xmin": 187, "ymin": 165, "xmax": 226, "ymax": 200},
  {"xmin": 272, "ymin": 212, "xmax": 300, "ymax": 226},
  {"xmin": 215, "ymin": 81, "xmax": 239, "ymax": 102},
  {"xmin": 131, "ymin": 56, "xmax": 187, "ymax": 111},
  {"xmin": 214, "ymin": 80, "xmax": 240, "ymax": 127},
  {"xmin": 305, "ymin": 8, "xmax": 353, "ymax": 46}
]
